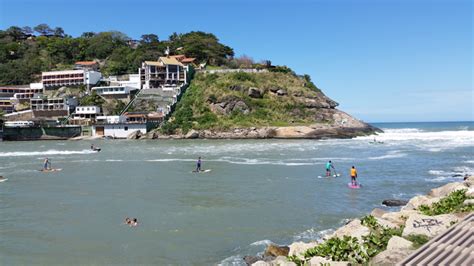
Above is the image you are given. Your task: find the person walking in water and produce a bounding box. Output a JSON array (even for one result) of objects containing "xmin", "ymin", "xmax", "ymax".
[
  {"xmin": 326, "ymin": 160, "xmax": 335, "ymax": 177},
  {"xmin": 43, "ymin": 158, "xmax": 51, "ymax": 170},
  {"xmin": 195, "ymin": 157, "xmax": 202, "ymax": 172},
  {"xmin": 350, "ymin": 166, "xmax": 358, "ymax": 185}
]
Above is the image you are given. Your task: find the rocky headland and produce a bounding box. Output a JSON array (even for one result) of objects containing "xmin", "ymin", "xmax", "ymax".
[{"xmin": 243, "ymin": 176, "xmax": 474, "ymax": 265}]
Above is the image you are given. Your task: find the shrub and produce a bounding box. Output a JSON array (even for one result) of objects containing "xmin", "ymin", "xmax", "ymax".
[
  {"xmin": 231, "ymin": 72, "xmax": 255, "ymax": 82},
  {"xmin": 419, "ymin": 189, "xmax": 474, "ymax": 215},
  {"xmin": 405, "ymin": 234, "xmax": 430, "ymax": 249}
]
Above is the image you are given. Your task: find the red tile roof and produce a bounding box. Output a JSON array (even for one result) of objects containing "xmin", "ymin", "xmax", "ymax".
[{"xmin": 75, "ymin": 61, "xmax": 97, "ymax": 65}]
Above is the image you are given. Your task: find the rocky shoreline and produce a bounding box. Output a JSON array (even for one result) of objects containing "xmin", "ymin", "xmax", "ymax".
[{"xmin": 243, "ymin": 176, "xmax": 474, "ymax": 265}]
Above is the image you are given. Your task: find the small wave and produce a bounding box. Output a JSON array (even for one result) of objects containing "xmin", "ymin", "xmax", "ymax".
[
  {"xmin": 368, "ymin": 151, "xmax": 407, "ymax": 160},
  {"xmin": 250, "ymin": 239, "xmax": 273, "ymax": 246},
  {"xmin": 293, "ymin": 228, "xmax": 334, "ymax": 242},
  {"xmin": 0, "ymin": 149, "xmax": 96, "ymax": 157},
  {"xmin": 147, "ymin": 159, "xmax": 195, "ymax": 162},
  {"xmin": 105, "ymin": 159, "xmax": 123, "ymax": 162},
  {"xmin": 465, "ymin": 160, "xmax": 474, "ymax": 164}
]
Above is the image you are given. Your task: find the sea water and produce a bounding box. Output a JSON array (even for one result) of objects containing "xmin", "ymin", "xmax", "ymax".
[{"xmin": 0, "ymin": 121, "xmax": 472, "ymax": 265}]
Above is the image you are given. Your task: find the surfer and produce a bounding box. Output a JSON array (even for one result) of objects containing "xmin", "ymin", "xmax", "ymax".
[
  {"xmin": 326, "ymin": 160, "xmax": 335, "ymax": 177},
  {"xmin": 196, "ymin": 157, "xmax": 202, "ymax": 172},
  {"xmin": 43, "ymin": 158, "xmax": 51, "ymax": 170},
  {"xmin": 350, "ymin": 166, "xmax": 358, "ymax": 185}
]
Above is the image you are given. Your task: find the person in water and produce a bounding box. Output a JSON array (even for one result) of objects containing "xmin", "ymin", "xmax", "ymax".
[
  {"xmin": 350, "ymin": 166, "xmax": 358, "ymax": 185},
  {"xmin": 196, "ymin": 157, "xmax": 202, "ymax": 172},
  {"xmin": 326, "ymin": 160, "xmax": 334, "ymax": 176},
  {"xmin": 43, "ymin": 158, "xmax": 51, "ymax": 170},
  {"xmin": 91, "ymin": 144, "xmax": 94, "ymax": 150}
]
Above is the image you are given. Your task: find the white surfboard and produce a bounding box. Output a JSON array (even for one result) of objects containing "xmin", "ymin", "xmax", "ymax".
[
  {"xmin": 39, "ymin": 168, "xmax": 62, "ymax": 173},
  {"xmin": 192, "ymin": 169, "xmax": 212, "ymax": 173}
]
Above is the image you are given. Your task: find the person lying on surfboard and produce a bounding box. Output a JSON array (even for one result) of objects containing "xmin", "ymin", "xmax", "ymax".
[
  {"xmin": 350, "ymin": 166, "xmax": 358, "ymax": 185},
  {"xmin": 326, "ymin": 160, "xmax": 335, "ymax": 176},
  {"xmin": 43, "ymin": 158, "xmax": 51, "ymax": 170},
  {"xmin": 196, "ymin": 157, "xmax": 202, "ymax": 172}
]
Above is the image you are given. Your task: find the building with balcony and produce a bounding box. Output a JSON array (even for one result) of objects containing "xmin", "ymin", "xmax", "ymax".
[
  {"xmin": 91, "ymin": 85, "xmax": 137, "ymax": 100},
  {"xmin": 139, "ymin": 56, "xmax": 189, "ymax": 89},
  {"xmin": 92, "ymin": 115, "xmax": 147, "ymax": 138},
  {"xmin": 0, "ymin": 98, "xmax": 14, "ymax": 114},
  {"xmin": 42, "ymin": 70, "xmax": 102, "ymax": 89}
]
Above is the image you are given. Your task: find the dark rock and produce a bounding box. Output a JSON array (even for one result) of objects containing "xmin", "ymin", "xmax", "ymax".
[
  {"xmin": 233, "ymin": 101, "xmax": 250, "ymax": 114},
  {"xmin": 248, "ymin": 87, "xmax": 263, "ymax": 98},
  {"xmin": 268, "ymin": 86, "xmax": 282, "ymax": 93},
  {"xmin": 382, "ymin": 199, "xmax": 409, "ymax": 207},
  {"xmin": 264, "ymin": 244, "xmax": 290, "ymax": 257},
  {"xmin": 243, "ymin": 255, "xmax": 261, "ymax": 265},
  {"xmin": 229, "ymin": 85, "xmax": 245, "ymax": 92},
  {"xmin": 127, "ymin": 130, "xmax": 142, "ymax": 139},
  {"xmin": 276, "ymin": 89, "xmax": 287, "ymax": 96}
]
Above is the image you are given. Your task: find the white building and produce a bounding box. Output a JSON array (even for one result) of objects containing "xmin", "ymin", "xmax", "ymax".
[
  {"xmin": 91, "ymin": 86, "xmax": 137, "ymax": 100},
  {"xmin": 42, "ymin": 70, "xmax": 102, "ymax": 89},
  {"xmin": 108, "ymin": 74, "xmax": 141, "ymax": 89},
  {"xmin": 91, "ymin": 115, "xmax": 147, "ymax": 138}
]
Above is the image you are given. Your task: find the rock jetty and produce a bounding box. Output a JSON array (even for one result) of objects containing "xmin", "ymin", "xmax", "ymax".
[{"xmin": 245, "ymin": 176, "xmax": 474, "ymax": 265}]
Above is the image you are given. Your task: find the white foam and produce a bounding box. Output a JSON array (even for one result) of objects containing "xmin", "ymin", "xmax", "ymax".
[
  {"xmin": 293, "ymin": 228, "xmax": 334, "ymax": 242},
  {"xmin": 358, "ymin": 128, "xmax": 474, "ymax": 152},
  {"xmin": 465, "ymin": 160, "xmax": 474, "ymax": 164},
  {"xmin": 369, "ymin": 151, "xmax": 407, "ymax": 160},
  {"xmin": 0, "ymin": 149, "xmax": 96, "ymax": 157},
  {"xmin": 105, "ymin": 159, "xmax": 123, "ymax": 162},
  {"xmin": 218, "ymin": 255, "xmax": 245, "ymax": 266},
  {"xmin": 250, "ymin": 239, "xmax": 273, "ymax": 246}
]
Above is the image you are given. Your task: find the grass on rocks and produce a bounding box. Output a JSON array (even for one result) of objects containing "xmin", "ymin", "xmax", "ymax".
[
  {"xmin": 288, "ymin": 215, "xmax": 404, "ymax": 265},
  {"xmin": 418, "ymin": 189, "xmax": 474, "ymax": 215},
  {"xmin": 405, "ymin": 234, "xmax": 430, "ymax": 249},
  {"xmin": 160, "ymin": 71, "xmax": 328, "ymax": 134}
]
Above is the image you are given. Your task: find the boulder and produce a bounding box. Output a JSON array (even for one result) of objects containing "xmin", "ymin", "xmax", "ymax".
[
  {"xmin": 233, "ymin": 100, "xmax": 250, "ymax": 114},
  {"xmin": 288, "ymin": 241, "xmax": 319, "ymax": 258},
  {"xmin": 382, "ymin": 199, "xmax": 409, "ymax": 207},
  {"xmin": 466, "ymin": 188, "xmax": 474, "ymax": 197},
  {"xmin": 127, "ymin": 130, "xmax": 142, "ymax": 139},
  {"xmin": 264, "ymin": 244, "xmax": 290, "ymax": 257},
  {"xmin": 402, "ymin": 213, "xmax": 458, "ymax": 238},
  {"xmin": 463, "ymin": 199, "xmax": 474, "ymax": 205},
  {"xmin": 248, "ymin": 87, "xmax": 263, "ymax": 98},
  {"xmin": 370, "ymin": 248, "xmax": 414, "ymax": 266},
  {"xmin": 428, "ymin": 182, "xmax": 467, "ymax": 197},
  {"xmin": 375, "ymin": 217, "xmax": 399, "ymax": 229},
  {"xmin": 244, "ymin": 256, "xmax": 262, "ymax": 265},
  {"xmin": 386, "ymin": 236, "xmax": 413, "ymax": 251},
  {"xmin": 185, "ymin": 129, "xmax": 199, "ymax": 139},
  {"xmin": 229, "ymin": 84, "xmax": 246, "ymax": 91},
  {"xmin": 331, "ymin": 219, "xmax": 370, "ymax": 240},
  {"xmin": 381, "ymin": 210, "xmax": 418, "ymax": 226},
  {"xmin": 464, "ymin": 176, "xmax": 474, "ymax": 187},
  {"xmin": 309, "ymin": 256, "xmax": 349, "ymax": 266},
  {"xmin": 268, "ymin": 86, "xmax": 282, "ymax": 93},
  {"xmin": 272, "ymin": 256, "xmax": 296, "ymax": 266},
  {"xmin": 276, "ymin": 89, "xmax": 287, "ymax": 96},
  {"xmin": 402, "ymin": 195, "xmax": 441, "ymax": 211},
  {"xmin": 370, "ymin": 208, "xmax": 387, "ymax": 218}
]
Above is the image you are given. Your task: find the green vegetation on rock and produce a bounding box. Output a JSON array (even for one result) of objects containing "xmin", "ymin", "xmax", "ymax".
[
  {"xmin": 161, "ymin": 71, "xmax": 335, "ymax": 134},
  {"xmin": 405, "ymin": 234, "xmax": 430, "ymax": 249},
  {"xmin": 418, "ymin": 189, "xmax": 474, "ymax": 215}
]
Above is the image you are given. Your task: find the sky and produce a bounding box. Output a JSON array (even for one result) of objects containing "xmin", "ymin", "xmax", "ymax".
[{"xmin": 0, "ymin": 0, "xmax": 472, "ymax": 122}]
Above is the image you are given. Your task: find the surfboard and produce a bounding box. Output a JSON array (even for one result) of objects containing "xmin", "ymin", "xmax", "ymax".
[
  {"xmin": 39, "ymin": 168, "xmax": 62, "ymax": 172},
  {"xmin": 348, "ymin": 183, "xmax": 362, "ymax": 189},
  {"xmin": 192, "ymin": 169, "xmax": 212, "ymax": 173},
  {"xmin": 317, "ymin": 174, "xmax": 340, "ymax": 178}
]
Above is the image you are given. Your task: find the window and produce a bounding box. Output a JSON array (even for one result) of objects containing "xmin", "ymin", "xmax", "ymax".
[{"xmin": 124, "ymin": 126, "xmax": 128, "ymax": 131}]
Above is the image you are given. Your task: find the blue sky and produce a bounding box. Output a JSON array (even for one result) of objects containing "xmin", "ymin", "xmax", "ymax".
[{"xmin": 1, "ymin": 0, "xmax": 472, "ymax": 122}]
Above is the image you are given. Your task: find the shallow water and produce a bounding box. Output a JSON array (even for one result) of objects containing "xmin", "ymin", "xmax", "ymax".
[{"xmin": 0, "ymin": 121, "xmax": 473, "ymax": 265}]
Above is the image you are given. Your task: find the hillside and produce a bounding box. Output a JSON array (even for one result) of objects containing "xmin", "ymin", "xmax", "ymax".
[{"xmin": 158, "ymin": 71, "xmax": 379, "ymax": 139}]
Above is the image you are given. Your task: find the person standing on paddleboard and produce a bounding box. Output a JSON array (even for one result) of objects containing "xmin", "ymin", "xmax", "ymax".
[
  {"xmin": 196, "ymin": 157, "xmax": 202, "ymax": 172},
  {"xmin": 326, "ymin": 160, "xmax": 335, "ymax": 176},
  {"xmin": 350, "ymin": 166, "xmax": 358, "ymax": 185},
  {"xmin": 43, "ymin": 158, "xmax": 51, "ymax": 170}
]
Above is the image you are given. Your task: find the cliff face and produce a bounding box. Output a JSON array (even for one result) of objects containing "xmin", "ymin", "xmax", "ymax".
[{"xmin": 156, "ymin": 71, "xmax": 379, "ymax": 139}]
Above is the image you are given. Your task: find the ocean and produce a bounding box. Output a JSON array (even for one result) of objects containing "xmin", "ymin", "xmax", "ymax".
[{"xmin": 0, "ymin": 121, "xmax": 473, "ymax": 265}]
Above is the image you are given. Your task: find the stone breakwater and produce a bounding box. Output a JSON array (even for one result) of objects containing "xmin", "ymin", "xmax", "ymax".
[{"xmin": 243, "ymin": 176, "xmax": 474, "ymax": 266}]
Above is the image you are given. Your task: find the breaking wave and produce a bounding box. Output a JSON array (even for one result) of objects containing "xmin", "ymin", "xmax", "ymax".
[
  {"xmin": 0, "ymin": 149, "xmax": 96, "ymax": 157},
  {"xmin": 368, "ymin": 151, "xmax": 407, "ymax": 160}
]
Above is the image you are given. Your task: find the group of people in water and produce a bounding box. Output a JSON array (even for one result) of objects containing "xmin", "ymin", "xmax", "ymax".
[
  {"xmin": 124, "ymin": 217, "xmax": 139, "ymax": 227},
  {"xmin": 325, "ymin": 160, "xmax": 359, "ymax": 186}
]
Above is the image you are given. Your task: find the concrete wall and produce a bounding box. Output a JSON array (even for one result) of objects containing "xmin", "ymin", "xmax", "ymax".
[{"xmin": 2, "ymin": 126, "xmax": 81, "ymax": 141}]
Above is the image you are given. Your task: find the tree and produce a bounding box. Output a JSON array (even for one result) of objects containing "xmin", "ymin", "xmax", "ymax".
[
  {"xmin": 140, "ymin": 34, "xmax": 159, "ymax": 44},
  {"xmin": 21, "ymin": 26, "xmax": 33, "ymax": 35},
  {"xmin": 5, "ymin": 26, "xmax": 25, "ymax": 40},
  {"xmin": 34, "ymin": 23, "xmax": 53, "ymax": 36},
  {"xmin": 81, "ymin": 32, "xmax": 96, "ymax": 38},
  {"xmin": 53, "ymin": 27, "xmax": 65, "ymax": 38},
  {"xmin": 79, "ymin": 91, "xmax": 105, "ymax": 107}
]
